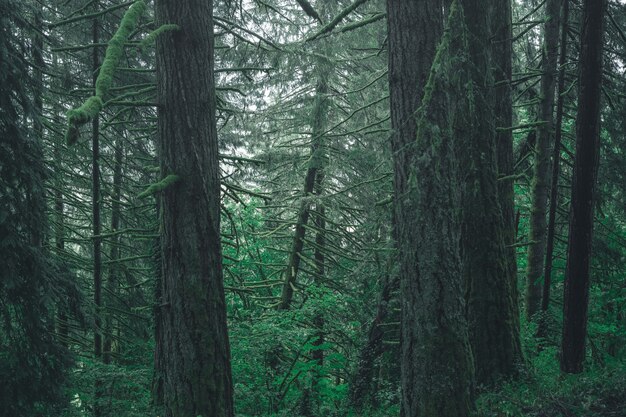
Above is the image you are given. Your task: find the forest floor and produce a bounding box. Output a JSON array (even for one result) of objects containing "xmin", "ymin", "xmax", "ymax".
[{"xmin": 475, "ymin": 348, "xmax": 626, "ymax": 417}]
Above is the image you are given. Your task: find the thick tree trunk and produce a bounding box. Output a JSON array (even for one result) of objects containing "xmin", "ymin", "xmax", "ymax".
[
  {"xmin": 155, "ymin": 0, "xmax": 235, "ymax": 415},
  {"xmin": 492, "ymin": 0, "xmax": 520, "ymax": 344},
  {"xmin": 460, "ymin": 0, "xmax": 522, "ymax": 385},
  {"xmin": 388, "ymin": 1, "xmax": 473, "ymax": 416},
  {"xmin": 560, "ymin": 0, "xmax": 606, "ymax": 374},
  {"xmin": 525, "ymin": 0, "xmax": 561, "ymax": 320}
]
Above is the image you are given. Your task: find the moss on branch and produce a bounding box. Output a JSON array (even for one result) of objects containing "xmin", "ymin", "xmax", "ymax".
[
  {"xmin": 138, "ymin": 175, "xmax": 180, "ymax": 199},
  {"xmin": 65, "ymin": 0, "xmax": 147, "ymax": 145}
]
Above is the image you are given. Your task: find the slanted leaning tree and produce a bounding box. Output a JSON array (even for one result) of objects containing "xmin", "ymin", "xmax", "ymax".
[{"xmin": 155, "ymin": 0, "xmax": 235, "ymax": 415}]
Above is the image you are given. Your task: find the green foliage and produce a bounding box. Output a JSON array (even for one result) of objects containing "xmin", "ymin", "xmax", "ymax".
[
  {"xmin": 475, "ymin": 349, "xmax": 626, "ymax": 417},
  {"xmin": 0, "ymin": 1, "xmax": 72, "ymax": 414}
]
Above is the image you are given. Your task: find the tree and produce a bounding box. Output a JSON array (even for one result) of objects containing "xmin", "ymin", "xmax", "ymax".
[
  {"xmin": 560, "ymin": 0, "xmax": 607, "ymax": 374},
  {"xmin": 460, "ymin": 0, "xmax": 522, "ymax": 385},
  {"xmin": 387, "ymin": 0, "xmax": 473, "ymax": 415},
  {"xmin": 525, "ymin": 0, "xmax": 561, "ymax": 320},
  {"xmin": 155, "ymin": 0, "xmax": 235, "ymax": 415},
  {"xmin": 0, "ymin": 0, "xmax": 69, "ymax": 414}
]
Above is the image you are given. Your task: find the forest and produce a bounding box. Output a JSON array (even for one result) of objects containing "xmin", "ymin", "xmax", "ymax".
[{"xmin": 1, "ymin": 0, "xmax": 625, "ymax": 416}]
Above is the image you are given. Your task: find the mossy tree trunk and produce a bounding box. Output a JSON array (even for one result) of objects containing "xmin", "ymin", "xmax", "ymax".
[
  {"xmin": 492, "ymin": 0, "xmax": 521, "ymax": 344},
  {"xmin": 388, "ymin": 1, "xmax": 474, "ymax": 415},
  {"xmin": 155, "ymin": 0, "xmax": 235, "ymax": 415},
  {"xmin": 525, "ymin": 0, "xmax": 561, "ymax": 320},
  {"xmin": 459, "ymin": 0, "xmax": 522, "ymax": 386},
  {"xmin": 561, "ymin": 0, "xmax": 606, "ymax": 374}
]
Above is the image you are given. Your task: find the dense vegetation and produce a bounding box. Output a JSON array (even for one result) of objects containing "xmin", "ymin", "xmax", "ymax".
[{"xmin": 1, "ymin": 0, "xmax": 625, "ymax": 416}]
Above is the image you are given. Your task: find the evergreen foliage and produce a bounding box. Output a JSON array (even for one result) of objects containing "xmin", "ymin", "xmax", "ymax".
[{"xmin": 2, "ymin": 0, "xmax": 625, "ymax": 416}]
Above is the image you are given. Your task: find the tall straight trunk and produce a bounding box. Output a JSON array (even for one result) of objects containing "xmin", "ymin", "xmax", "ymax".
[
  {"xmin": 525, "ymin": 0, "xmax": 561, "ymax": 319},
  {"xmin": 541, "ymin": 0, "xmax": 569, "ymax": 319},
  {"xmin": 155, "ymin": 0, "xmax": 234, "ymax": 415},
  {"xmin": 492, "ymin": 0, "xmax": 520, "ymax": 340},
  {"xmin": 103, "ymin": 139, "xmax": 123, "ymax": 365},
  {"xmin": 388, "ymin": 1, "xmax": 473, "ymax": 416},
  {"xmin": 560, "ymin": 0, "xmax": 606, "ymax": 374},
  {"xmin": 460, "ymin": 0, "xmax": 522, "ymax": 385},
  {"xmin": 91, "ymin": 5, "xmax": 103, "ymax": 416}
]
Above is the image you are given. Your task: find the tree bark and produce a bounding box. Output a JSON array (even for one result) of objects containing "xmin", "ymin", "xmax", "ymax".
[
  {"xmin": 460, "ymin": 0, "xmax": 522, "ymax": 385},
  {"xmin": 539, "ymin": 0, "xmax": 569, "ymax": 336},
  {"xmin": 560, "ymin": 0, "xmax": 606, "ymax": 374},
  {"xmin": 155, "ymin": 0, "xmax": 235, "ymax": 415},
  {"xmin": 349, "ymin": 272, "xmax": 397, "ymax": 410},
  {"xmin": 491, "ymin": 0, "xmax": 522, "ymax": 373},
  {"xmin": 103, "ymin": 138, "xmax": 123, "ymax": 365},
  {"xmin": 388, "ymin": 1, "xmax": 474, "ymax": 415},
  {"xmin": 525, "ymin": 0, "xmax": 561, "ymax": 320},
  {"xmin": 91, "ymin": 5, "xmax": 103, "ymax": 415}
]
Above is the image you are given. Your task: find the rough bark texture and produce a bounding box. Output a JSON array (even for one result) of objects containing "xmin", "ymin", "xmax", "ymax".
[
  {"xmin": 560, "ymin": 0, "xmax": 606, "ymax": 374},
  {"xmin": 459, "ymin": 0, "xmax": 522, "ymax": 386},
  {"xmin": 525, "ymin": 0, "xmax": 561, "ymax": 319},
  {"xmin": 388, "ymin": 1, "xmax": 474, "ymax": 416},
  {"xmin": 492, "ymin": 0, "xmax": 520, "ymax": 343},
  {"xmin": 155, "ymin": 0, "xmax": 235, "ymax": 415}
]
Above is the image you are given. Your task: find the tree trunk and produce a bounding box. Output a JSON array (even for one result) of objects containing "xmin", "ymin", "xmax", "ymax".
[
  {"xmin": 539, "ymin": 0, "xmax": 569, "ymax": 337},
  {"xmin": 91, "ymin": 5, "xmax": 103, "ymax": 415},
  {"xmin": 560, "ymin": 0, "xmax": 606, "ymax": 374},
  {"xmin": 388, "ymin": 1, "xmax": 474, "ymax": 415},
  {"xmin": 103, "ymin": 138, "xmax": 123, "ymax": 365},
  {"xmin": 492, "ymin": 0, "xmax": 521, "ymax": 346},
  {"xmin": 525, "ymin": 0, "xmax": 561, "ymax": 320},
  {"xmin": 460, "ymin": 0, "xmax": 522, "ymax": 385},
  {"xmin": 155, "ymin": 0, "xmax": 235, "ymax": 415},
  {"xmin": 349, "ymin": 271, "xmax": 397, "ymax": 410}
]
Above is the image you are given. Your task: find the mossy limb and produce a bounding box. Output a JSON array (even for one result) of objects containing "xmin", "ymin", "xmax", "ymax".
[
  {"xmin": 138, "ymin": 174, "xmax": 180, "ymax": 199},
  {"xmin": 96, "ymin": 0, "xmax": 147, "ymax": 98},
  {"xmin": 65, "ymin": 1, "xmax": 147, "ymax": 145},
  {"xmin": 139, "ymin": 24, "xmax": 180, "ymax": 51}
]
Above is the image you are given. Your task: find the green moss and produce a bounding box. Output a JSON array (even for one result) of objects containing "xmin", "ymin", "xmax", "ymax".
[
  {"xmin": 65, "ymin": 1, "xmax": 147, "ymax": 145},
  {"xmin": 96, "ymin": 0, "xmax": 147, "ymax": 98},
  {"xmin": 65, "ymin": 96, "xmax": 103, "ymax": 145},
  {"xmin": 139, "ymin": 24, "xmax": 180, "ymax": 51},
  {"xmin": 138, "ymin": 174, "xmax": 180, "ymax": 199}
]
